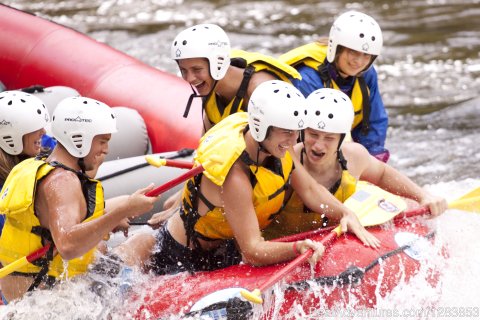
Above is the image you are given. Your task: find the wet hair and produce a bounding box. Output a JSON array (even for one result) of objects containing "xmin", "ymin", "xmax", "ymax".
[{"xmin": 0, "ymin": 149, "xmax": 24, "ymax": 184}]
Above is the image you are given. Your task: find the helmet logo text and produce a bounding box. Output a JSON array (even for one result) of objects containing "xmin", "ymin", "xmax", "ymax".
[{"xmin": 64, "ymin": 116, "xmax": 92, "ymax": 123}]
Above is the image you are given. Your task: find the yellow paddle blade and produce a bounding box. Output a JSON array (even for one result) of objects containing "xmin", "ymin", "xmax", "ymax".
[
  {"xmin": 457, "ymin": 186, "xmax": 480, "ymax": 199},
  {"xmin": 449, "ymin": 193, "xmax": 480, "ymax": 212},
  {"xmin": 446, "ymin": 187, "xmax": 480, "ymax": 212},
  {"xmin": 344, "ymin": 181, "xmax": 408, "ymax": 227}
]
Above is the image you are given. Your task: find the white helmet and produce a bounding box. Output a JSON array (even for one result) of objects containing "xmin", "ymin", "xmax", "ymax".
[
  {"xmin": 248, "ymin": 80, "xmax": 307, "ymax": 142},
  {"xmin": 327, "ymin": 11, "xmax": 383, "ymax": 63},
  {"xmin": 171, "ymin": 23, "xmax": 231, "ymax": 80},
  {"xmin": 0, "ymin": 90, "xmax": 50, "ymax": 155},
  {"xmin": 51, "ymin": 97, "xmax": 117, "ymax": 158},
  {"xmin": 306, "ymin": 88, "xmax": 354, "ymax": 134}
]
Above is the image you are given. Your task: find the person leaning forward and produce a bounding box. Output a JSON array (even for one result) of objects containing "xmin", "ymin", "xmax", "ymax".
[
  {"xmin": 0, "ymin": 97, "xmax": 160, "ymax": 302},
  {"xmin": 158, "ymin": 22, "xmax": 302, "ymax": 214},
  {"xmin": 115, "ymin": 80, "xmax": 380, "ymax": 276},
  {"xmin": 264, "ymin": 88, "xmax": 448, "ymax": 239}
]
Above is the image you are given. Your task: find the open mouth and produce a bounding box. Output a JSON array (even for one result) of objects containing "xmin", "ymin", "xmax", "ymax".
[
  {"xmin": 193, "ymin": 81, "xmax": 207, "ymax": 95},
  {"xmin": 310, "ymin": 149, "xmax": 326, "ymax": 160}
]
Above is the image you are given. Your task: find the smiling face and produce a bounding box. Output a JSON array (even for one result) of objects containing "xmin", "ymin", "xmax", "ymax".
[
  {"xmin": 335, "ymin": 47, "xmax": 373, "ymax": 77},
  {"xmin": 83, "ymin": 133, "xmax": 111, "ymax": 171},
  {"xmin": 177, "ymin": 58, "xmax": 215, "ymax": 96},
  {"xmin": 22, "ymin": 128, "xmax": 46, "ymax": 157},
  {"xmin": 303, "ymin": 128, "xmax": 341, "ymax": 164},
  {"xmin": 262, "ymin": 127, "xmax": 299, "ymax": 158}
]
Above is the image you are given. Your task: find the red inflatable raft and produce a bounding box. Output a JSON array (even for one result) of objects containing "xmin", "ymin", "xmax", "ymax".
[
  {"xmin": 130, "ymin": 183, "xmax": 440, "ymax": 319},
  {"xmin": 0, "ymin": 4, "xmax": 202, "ymax": 153}
]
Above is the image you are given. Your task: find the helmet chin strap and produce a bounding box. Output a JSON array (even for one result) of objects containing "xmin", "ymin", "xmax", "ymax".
[
  {"xmin": 78, "ymin": 158, "xmax": 86, "ymax": 174},
  {"xmin": 253, "ymin": 140, "xmax": 272, "ymax": 174},
  {"xmin": 182, "ymin": 80, "xmax": 218, "ymax": 118},
  {"xmin": 338, "ymin": 133, "xmax": 346, "ymax": 151}
]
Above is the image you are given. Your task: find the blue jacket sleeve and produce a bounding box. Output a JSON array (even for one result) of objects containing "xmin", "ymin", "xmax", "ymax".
[
  {"xmin": 291, "ymin": 64, "xmax": 389, "ymax": 157},
  {"xmin": 351, "ymin": 67, "xmax": 389, "ymax": 156},
  {"xmin": 290, "ymin": 65, "xmax": 325, "ymax": 97}
]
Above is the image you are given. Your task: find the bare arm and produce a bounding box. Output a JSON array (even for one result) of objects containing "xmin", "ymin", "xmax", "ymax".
[
  {"xmin": 289, "ymin": 149, "xmax": 380, "ymax": 248},
  {"xmin": 222, "ymin": 162, "xmax": 324, "ymax": 266},
  {"xmin": 344, "ymin": 142, "xmax": 447, "ymax": 216},
  {"xmin": 36, "ymin": 170, "xmax": 160, "ymax": 260}
]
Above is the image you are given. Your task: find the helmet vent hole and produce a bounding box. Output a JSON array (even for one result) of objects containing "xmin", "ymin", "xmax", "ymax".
[
  {"xmin": 294, "ymin": 111, "xmax": 298, "ymax": 116},
  {"xmin": 333, "ymin": 99, "xmax": 338, "ymax": 103},
  {"xmin": 287, "ymin": 93, "xmax": 291, "ymax": 98},
  {"xmin": 72, "ymin": 134, "xmax": 83, "ymax": 148},
  {"xmin": 274, "ymin": 89, "xmax": 279, "ymax": 93},
  {"xmin": 304, "ymin": 110, "xmax": 307, "ymax": 115},
  {"xmin": 37, "ymin": 109, "xmax": 42, "ymax": 114},
  {"xmin": 7, "ymin": 100, "xmax": 12, "ymax": 106},
  {"xmin": 359, "ymin": 33, "xmax": 364, "ymax": 38},
  {"xmin": 111, "ymin": 114, "xmax": 115, "ymax": 119},
  {"xmin": 83, "ymin": 100, "xmax": 88, "ymax": 104},
  {"xmin": 3, "ymin": 136, "xmax": 13, "ymax": 146},
  {"xmin": 328, "ymin": 113, "xmax": 334, "ymax": 119},
  {"xmin": 315, "ymin": 111, "xmax": 320, "ymax": 116},
  {"xmin": 320, "ymin": 96, "xmax": 325, "ymax": 100},
  {"xmin": 372, "ymin": 36, "xmax": 376, "ymax": 41},
  {"xmin": 182, "ymin": 40, "xmax": 187, "ymax": 45},
  {"xmin": 21, "ymin": 99, "xmax": 26, "ymax": 103}
]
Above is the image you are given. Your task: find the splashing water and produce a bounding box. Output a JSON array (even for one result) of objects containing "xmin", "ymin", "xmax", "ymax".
[{"xmin": 1, "ymin": 180, "xmax": 479, "ymax": 319}]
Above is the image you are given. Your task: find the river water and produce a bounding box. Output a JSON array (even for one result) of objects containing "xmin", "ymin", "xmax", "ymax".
[{"xmin": 1, "ymin": 0, "xmax": 480, "ymax": 319}]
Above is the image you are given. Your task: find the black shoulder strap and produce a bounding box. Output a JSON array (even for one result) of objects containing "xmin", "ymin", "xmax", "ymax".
[
  {"xmin": 317, "ymin": 59, "xmax": 332, "ymax": 88},
  {"xmin": 357, "ymin": 76, "xmax": 371, "ymax": 136},
  {"xmin": 27, "ymin": 242, "xmax": 55, "ymax": 292},
  {"xmin": 230, "ymin": 65, "xmax": 255, "ymax": 114},
  {"xmin": 337, "ymin": 149, "xmax": 348, "ymax": 170}
]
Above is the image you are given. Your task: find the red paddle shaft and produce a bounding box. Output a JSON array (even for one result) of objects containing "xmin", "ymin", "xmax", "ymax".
[
  {"xmin": 256, "ymin": 231, "xmax": 338, "ymax": 292},
  {"xmin": 145, "ymin": 165, "xmax": 204, "ymax": 197},
  {"xmin": 161, "ymin": 159, "xmax": 194, "ymax": 169},
  {"xmin": 26, "ymin": 243, "xmax": 52, "ymax": 262}
]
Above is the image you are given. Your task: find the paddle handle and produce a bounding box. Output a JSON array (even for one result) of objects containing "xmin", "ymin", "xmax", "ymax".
[
  {"xmin": 258, "ymin": 250, "xmax": 312, "ymax": 292},
  {"xmin": 98, "ymin": 148, "xmax": 194, "ymax": 181},
  {"xmin": 145, "ymin": 165, "xmax": 204, "ymax": 197},
  {"xmin": 161, "ymin": 159, "xmax": 194, "ymax": 169},
  {"xmin": 399, "ymin": 206, "xmax": 431, "ymax": 218},
  {"xmin": 257, "ymin": 231, "xmax": 337, "ymax": 292}
]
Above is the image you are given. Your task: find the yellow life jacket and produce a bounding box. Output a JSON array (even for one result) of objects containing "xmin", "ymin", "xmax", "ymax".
[
  {"xmin": 280, "ymin": 43, "xmax": 370, "ymax": 131},
  {"xmin": 181, "ymin": 112, "xmax": 294, "ymax": 242},
  {"xmin": 0, "ymin": 158, "xmax": 104, "ymax": 279},
  {"xmin": 263, "ymin": 151, "xmax": 357, "ymax": 239},
  {"xmin": 203, "ymin": 49, "xmax": 302, "ymax": 126}
]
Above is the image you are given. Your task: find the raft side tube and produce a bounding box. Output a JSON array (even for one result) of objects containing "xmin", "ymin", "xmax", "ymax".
[{"xmin": 0, "ymin": 4, "xmax": 202, "ymax": 153}]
